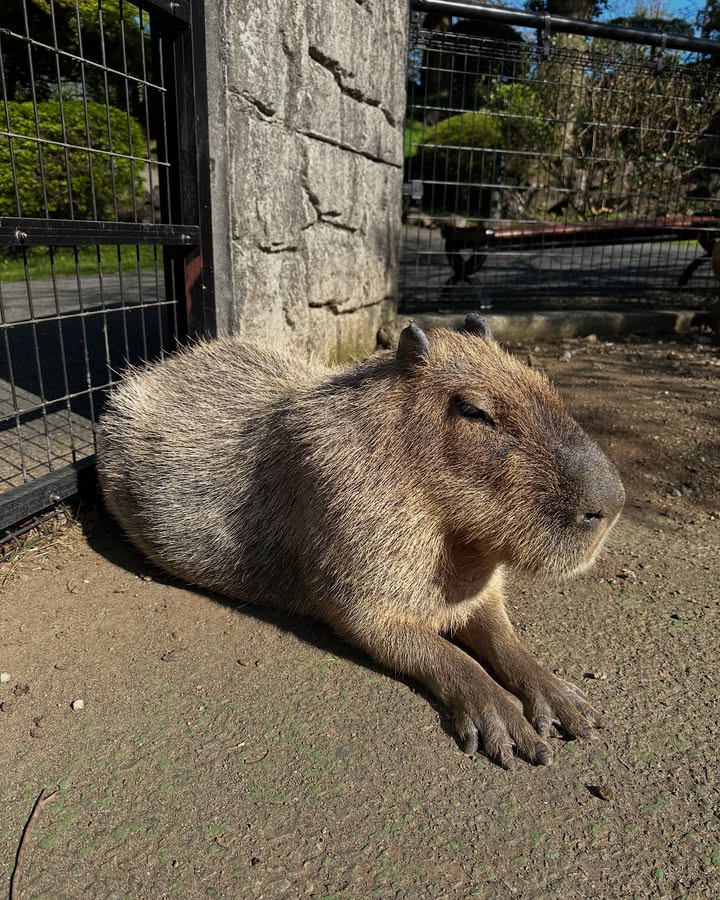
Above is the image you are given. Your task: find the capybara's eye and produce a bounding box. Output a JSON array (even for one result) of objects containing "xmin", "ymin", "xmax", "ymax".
[{"xmin": 455, "ymin": 398, "xmax": 496, "ymax": 429}]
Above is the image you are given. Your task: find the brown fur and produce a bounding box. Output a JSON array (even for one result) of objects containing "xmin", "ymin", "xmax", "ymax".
[{"xmin": 97, "ymin": 319, "xmax": 625, "ymax": 768}]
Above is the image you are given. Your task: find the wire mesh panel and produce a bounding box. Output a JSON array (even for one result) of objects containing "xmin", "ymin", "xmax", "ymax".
[
  {"xmin": 402, "ymin": 6, "xmax": 720, "ymax": 312},
  {"xmin": 0, "ymin": 0, "xmax": 212, "ymax": 530}
]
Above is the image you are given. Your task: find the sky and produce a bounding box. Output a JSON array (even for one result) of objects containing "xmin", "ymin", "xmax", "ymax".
[{"xmin": 600, "ymin": 0, "xmax": 704, "ymax": 23}]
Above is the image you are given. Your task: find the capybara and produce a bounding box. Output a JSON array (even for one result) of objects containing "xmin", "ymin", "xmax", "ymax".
[{"xmin": 97, "ymin": 316, "xmax": 625, "ymax": 768}]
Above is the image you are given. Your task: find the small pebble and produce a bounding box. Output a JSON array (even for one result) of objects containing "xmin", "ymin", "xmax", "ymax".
[
  {"xmin": 29, "ymin": 727, "xmax": 44, "ymax": 739},
  {"xmin": 0, "ymin": 672, "xmax": 10, "ymax": 683},
  {"xmin": 71, "ymin": 699, "xmax": 84, "ymax": 711},
  {"xmin": 589, "ymin": 784, "xmax": 614, "ymax": 801},
  {"xmin": 13, "ymin": 683, "xmax": 30, "ymax": 696},
  {"xmin": 617, "ymin": 568, "xmax": 637, "ymax": 580},
  {"xmin": 583, "ymin": 671, "xmax": 608, "ymax": 680}
]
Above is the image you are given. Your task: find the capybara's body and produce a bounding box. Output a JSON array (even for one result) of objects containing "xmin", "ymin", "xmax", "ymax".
[
  {"xmin": 97, "ymin": 318, "xmax": 625, "ymax": 767},
  {"xmin": 98, "ymin": 341, "xmax": 324, "ymax": 614}
]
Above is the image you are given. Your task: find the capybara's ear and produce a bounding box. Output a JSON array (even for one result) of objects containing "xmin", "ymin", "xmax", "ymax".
[
  {"xmin": 397, "ymin": 321, "xmax": 430, "ymax": 367},
  {"xmin": 457, "ymin": 313, "xmax": 492, "ymax": 340}
]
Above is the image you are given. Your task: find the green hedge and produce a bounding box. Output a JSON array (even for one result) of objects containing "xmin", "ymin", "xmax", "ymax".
[
  {"xmin": 0, "ymin": 100, "xmax": 146, "ymax": 219},
  {"xmin": 416, "ymin": 87, "xmax": 553, "ymax": 182},
  {"xmin": 419, "ymin": 111, "xmax": 501, "ymax": 184},
  {"xmin": 422, "ymin": 111, "xmax": 501, "ymax": 150}
]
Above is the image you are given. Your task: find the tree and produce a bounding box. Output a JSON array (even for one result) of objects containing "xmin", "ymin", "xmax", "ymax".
[
  {"xmin": 608, "ymin": 14, "xmax": 694, "ymax": 36},
  {"xmin": 525, "ymin": 0, "xmax": 608, "ymax": 19},
  {"xmin": 407, "ymin": 14, "xmax": 526, "ymax": 125},
  {"xmin": 2, "ymin": 0, "xmax": 149, "ymax": 118},
  {"xmin": 608, "ymin": 0, "xmax": 695, "ymax": 39},
  {"xmin": 405, "ymin": 0, "xmax": 719, "ymax": 223},
  {"xmin": 700, "ymin": 0, "xmax": 720, "ymax": 38}
]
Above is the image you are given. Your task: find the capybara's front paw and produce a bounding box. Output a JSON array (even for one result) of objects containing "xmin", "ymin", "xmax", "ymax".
[
  {"xmin": 453, "ymin": 680, "xmax": 553, "ymax": 769},
  {"xmin": 514, "ymin": 666, "xmax": 603, "ymax": 740}
]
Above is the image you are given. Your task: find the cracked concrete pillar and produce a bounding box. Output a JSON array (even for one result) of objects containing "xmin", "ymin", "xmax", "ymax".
[{"xmin": 204, "ymin": 0, "xmax": 408, "ymax": 361}]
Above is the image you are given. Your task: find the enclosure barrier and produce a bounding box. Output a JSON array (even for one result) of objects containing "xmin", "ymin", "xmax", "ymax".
[
  {"xmin": 3, "ymin": 0, "xmax": 720, "ymax": 538},
  {"xmin": 0, "ymin": 0, "xmax": 214, "ymax": 535},
  {"xmin": 402, "ymin": 0, "xmax": 720, "ymax": 312}
]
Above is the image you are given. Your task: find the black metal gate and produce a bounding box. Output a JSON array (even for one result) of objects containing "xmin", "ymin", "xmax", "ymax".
[
  {"xmin": 0, "ymin": 0, "xmax": 214, "ymax": 532},
  {"xmin": 402, "ymin": 0, "xmax": 720, "ymax": 313}
]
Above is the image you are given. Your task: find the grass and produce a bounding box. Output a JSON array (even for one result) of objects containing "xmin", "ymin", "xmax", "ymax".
[
  {"xmin": 0, "ymin": 244, "xmax": 161, "ymax": 281},
  {"xmin": 0, "ymin": 506, "xmax": 78, "ymax": 582}
]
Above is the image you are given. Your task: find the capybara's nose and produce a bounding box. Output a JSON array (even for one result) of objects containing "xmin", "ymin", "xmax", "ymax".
[{"xmin": 561, "ymin": 442, "xmax": 625, "ymax": 526}]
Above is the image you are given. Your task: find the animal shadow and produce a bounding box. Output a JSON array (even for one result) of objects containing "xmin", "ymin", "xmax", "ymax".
[{"xmin": 79, "ymin": 499, "xmax": 457, "ymax": 747}]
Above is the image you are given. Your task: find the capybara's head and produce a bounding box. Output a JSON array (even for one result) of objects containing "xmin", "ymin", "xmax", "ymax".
[{"xmin": 395, "ymin": 316, "xmax": 625, "ymax": 578}]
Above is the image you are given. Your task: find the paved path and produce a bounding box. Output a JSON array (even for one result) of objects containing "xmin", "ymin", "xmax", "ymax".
[
  {"xmin": 0, "ymin": 385, "xmax": 94, "ymax": 490},
  {"xmin": 400, "ymin": 225, "xmax": 714, "ymax": 310},
  {"xmin": 0, "ymin": 272, "xmax": 165, "ymax": 324},
  {"xmin": 0, "ymin": 273, "xmax": 169, "ymax": 492}
]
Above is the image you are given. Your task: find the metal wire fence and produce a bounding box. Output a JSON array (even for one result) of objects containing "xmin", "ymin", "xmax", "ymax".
[
  {"xmin": 401, "ymin": 2, "xmax": 720, "ymax": 312},
  {"xmin": 0, "ymin": 0, "xmax": 212, "ymax": 531}
]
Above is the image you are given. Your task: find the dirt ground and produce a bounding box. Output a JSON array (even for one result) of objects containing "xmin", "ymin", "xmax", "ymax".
[{"xmin": 1, "ymin": 334, "xmax": 719, "ymax": 899}]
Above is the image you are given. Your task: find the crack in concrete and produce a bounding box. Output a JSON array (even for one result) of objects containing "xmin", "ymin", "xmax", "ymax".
[
  {"xmin": 228, "ymin": 87, "xmax": 276, "ymax": 120},
  {"xmin": 300, "ymin": 148, "xmax": 361, "ymax": 236},
  {"xmin": 308, "ymin": 294, "xmax": 390, "ymax": 315},
  {"xmin": 257, "ymin": 243, "xmax": 299, "ymax": 254},
  {"xmin": 299, "ymin": 128, "xmax": 401, "ymax": 169},
  {"xmin": 301, "ymin": 179, "xmax": 322, "ymax": 221},
  {"xmin": 318, "ymin": 218, "xmax": 358, "ymax": 234},
  {"xmin": 307, "ymin": 45, "xmax": 397, "ymax": 128}
]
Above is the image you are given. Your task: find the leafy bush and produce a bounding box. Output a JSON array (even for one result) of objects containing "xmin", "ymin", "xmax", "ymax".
[
  {"xmin": 419, "ymin": 111, "xmax": 501, "ymax": 183},
  {"xmin": 408, "ymin": 89, "xmax": 556, "ymax": 216},
  {"xmin": 423, "ymin": 110, "xmax": 501, "ymax": 148},
  {"xmin": 405, "ymin": 112, "xmax": 502, "ymax": 216},
  {"xmin": 0, "ymin": 100, "xmax": 146, "ymax": 219},
  {"xmin": 488, "ymin": 83, "xmax": 554, "ymax": 154}
]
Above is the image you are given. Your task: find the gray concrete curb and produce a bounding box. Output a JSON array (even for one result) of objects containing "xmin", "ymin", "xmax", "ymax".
[{"xmin": 395, "ymin": 308, "xmax": 701, "ymax": 342}]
